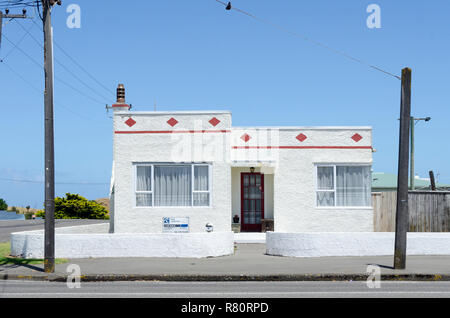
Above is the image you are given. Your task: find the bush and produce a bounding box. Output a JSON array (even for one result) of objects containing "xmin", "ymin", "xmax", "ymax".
[
  {"xmin": 0, "ymin": 198, "xmax": 7, "ymax": 211},
  {"xmin": 36, "ymin": 193, "xmax": 109, "ymax": 220}
]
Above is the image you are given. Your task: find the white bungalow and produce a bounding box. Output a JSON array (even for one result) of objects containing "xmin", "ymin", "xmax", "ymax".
[{"xmin": 109, "ymin": 85, "xmax": 374, "ymax": 235}]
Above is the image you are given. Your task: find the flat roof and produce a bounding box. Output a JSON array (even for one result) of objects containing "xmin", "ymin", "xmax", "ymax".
[
  {"xmin": 232, "ymin": 126, "xmax": 372, "ymax": 130},
  {"xmin": 114, "ymin": 110, "xmax": 231, "ymax": 115},
  {"xmin": 113, "ymin": 111, "xmax": 371, "ymax": 130}
]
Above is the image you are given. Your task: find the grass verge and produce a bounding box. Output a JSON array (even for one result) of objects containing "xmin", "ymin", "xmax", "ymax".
[{"xmin": 0, "ymin": 242, "xmax": 67, "ymax": 265}]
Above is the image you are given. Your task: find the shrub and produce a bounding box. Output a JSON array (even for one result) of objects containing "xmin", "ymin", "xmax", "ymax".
[
  {"xmin": 36, "ymin": 193, "xmax": 109, "ymax": 220},
  {"xmin": 0, "ymin": 198, "xmax": 7, "ymax": 211}
]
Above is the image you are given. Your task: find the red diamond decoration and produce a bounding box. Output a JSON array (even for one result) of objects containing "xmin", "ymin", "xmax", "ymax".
[
  {"xmin": 296, "ymin": 133, "xmax": 307, "ymax": 142},
  {"xmin": 125, "ymin": 117, "xmax": 136, "ymax": 127},
  {"xmin": 241, "ymin": 133, "xmax": 251, "ymax": 143},
  {"xmin": 167, "ymin": 117, "xmax": 178, "ymax": 127},
  {"xmin": 209, "ymin": 117, "xmax": 220, "ymax": 127},
  {"xmin": 351, "ymin": 133, "xmax": 363, "ymax": 142}
]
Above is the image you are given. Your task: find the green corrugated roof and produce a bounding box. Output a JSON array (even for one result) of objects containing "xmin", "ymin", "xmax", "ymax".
[{"xmin": 372, "ymin": 172, "xmax": 450, "ymax": 189}]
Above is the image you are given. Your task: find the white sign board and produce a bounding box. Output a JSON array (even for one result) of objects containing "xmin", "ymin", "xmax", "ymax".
[{"xmin": 162, "ymin": 217, "xmax": 189, "ymax": 233}]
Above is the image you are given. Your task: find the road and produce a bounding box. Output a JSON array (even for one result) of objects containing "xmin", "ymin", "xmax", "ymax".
[
  {"xmin": 1, "ymin": 281, "xmax": 450, "ymax": 298},
  {"xmin": 0, "ymin": 219, "xmax": 108, "ymax": 242}
]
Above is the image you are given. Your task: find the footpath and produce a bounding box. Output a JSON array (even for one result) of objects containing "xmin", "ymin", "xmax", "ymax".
[{"xmin": 1, "ymin": 244, "xmax": 450, "ymax": 282}]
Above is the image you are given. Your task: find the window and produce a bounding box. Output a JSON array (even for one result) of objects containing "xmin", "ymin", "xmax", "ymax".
[
  {"xmin": 193, "ymin": 166, "xmax": 209, "ymax": 206},
  {"xmin": 134, "ymin": 164, "xmax": 211, "ymax": 207},
  {"xmin": 135, "ymin": 165, "xmax": 152, "ymax": 207},
  {"xmin": 316, "ymin": 165, "xmax": 371, "ymax": 207}
]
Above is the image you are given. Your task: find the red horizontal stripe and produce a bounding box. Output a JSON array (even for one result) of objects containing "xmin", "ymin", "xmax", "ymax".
[
  {"xmin": 232, "ymin": 146, "xmax": 372, "ymax": 149},
  {"xmin": 115, "ymin": 130, "xmax": 231, "ymax": 134}
]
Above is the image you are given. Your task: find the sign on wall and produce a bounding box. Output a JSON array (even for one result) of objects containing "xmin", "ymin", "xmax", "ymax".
[{"xmin": 162, "ymin": 217, "xmax": 189, "ymax": 233}]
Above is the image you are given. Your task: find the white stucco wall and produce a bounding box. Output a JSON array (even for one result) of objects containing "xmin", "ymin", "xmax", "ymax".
[
  {"xmin": 113, "ymin": 111, "xmax": 232, "ymax": 233},
  {"xmin": 231, "ymin": 127, "xmax": 373, "ymax": 232},
  {"xmin": 112, "ymin": 109, "xmax": 372, "ymax": 233},
  {"xmin": 11, "ymin": 229, "xmax": 234, "ymax": 259},
  {"xmin": 266, "ymin": 232, "xmax": 450, "ymax": 257}
]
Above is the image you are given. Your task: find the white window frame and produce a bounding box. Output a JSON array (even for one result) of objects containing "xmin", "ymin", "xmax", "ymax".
[
  {"xmin": 192, "ymin": 164, "xmax": 211, "ymax": 207},
  {"xmin": 315, "ymin": 163, "xmax": 372, "ymax": 209},
  {"xmin": 315, "ymin": 164, "xmax": 337, "ymax": 207},
  {"xmin": 133, "ymin": 163, "xmax": 212, "ymax": 208},
  {"xmin": 134, "ymin": 164, "xmax": 153, "ymax": 207}
]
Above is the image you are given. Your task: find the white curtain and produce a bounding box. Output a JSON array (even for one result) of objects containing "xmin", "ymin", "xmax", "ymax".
[
  {"xmin": 193, "ymin": 193, "xmax": 209, "ymax": 206},
  {"xmin": 194, "ymin": 165, "xmax": 209, "ymax": 206},
  {"xmin": 136, "ymin": 166, "xmax": 152, "ymax": 191},
  {"xmin": 317, "ymin": 192, "xmax": 335, "ymax": 207},
  {"xmin": 317, "ymin": 167, "xmax": 334, "ymax": 190},
  {"xmin": 154, "ymin": 165, "xmax": 192, "ymax": 206},
  {"xmin": 317, "ymin": 166, "xmax": 334, "ymax": 206},
  {"xmin": 336, "ymin": 166, "xmax": 371, "ymax": 206},
  {"xmin": 194, "ymin": 166, "xmax": 208, "ymax": 190},
  {"xmin": 136, "ymin": 166, "xmax": 152, "ymax": 206}
]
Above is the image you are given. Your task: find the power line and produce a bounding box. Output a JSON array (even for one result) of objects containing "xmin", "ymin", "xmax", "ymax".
[
  {"xmin": 0, "ymin": 1, "xmax": 36, "ymax": 9},
  {"xmin": 0, "ymin": 57, "xmax": 108, "ymax": 123},
  {"xmin": 1, "ymin": 31, "xmax": 108, "ymax": 105},
  {"xmin": 30, "ymin": 16, "xmax": 114, "ymax": 98},
  {"xmin": 0, "ymin": 177, "xmax": 109, "ymax": 185},
  {"xmin": 0, "ymin": 15, "xmax": 33, "ymax": 59},
  {"xmin": 215, "ymin": 0, "xmax": 401, "ymax": 80},
  {"xmin": 16, "ymin": 18, "xmax": 113, "ymax": 102}
]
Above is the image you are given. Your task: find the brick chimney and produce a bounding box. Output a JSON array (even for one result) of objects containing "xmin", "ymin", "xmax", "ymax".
[{"xmin": 112, "ymin": 84, "xmax": 130, "ymax": 111}]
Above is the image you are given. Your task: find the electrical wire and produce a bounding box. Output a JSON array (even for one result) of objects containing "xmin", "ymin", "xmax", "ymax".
[
  {"xmin": 0, "ymin": 177, "xmax": 109, "ymax": 185},
  {"xmin": 0, "ymin": 1, "xmax": 36, "ymax": 9},
  {"xmin": 0, "ymin": 16, "xmax": 33, "ymax": 60},
  {"xmin": 1, "ymin": 60, "xmax": 108, "ymax": 123},
  {"xmin": 0, "ymin": 53, "xmax": 108, "ymax": 123},
  {"xmin": 215, "ymin": 0, "xmax": 401, "ymax": 80},
  {"xmin": 16, "ymin": 18, "xmax": 114, "ymax": 102},
  {"xmin": 29, "ymin": 12, "xmax": 111, "ymax": 95},
  {"xmin": 1, "ymin": 32, "xmax": 108, "ymax": 105},
  {"xmin": 0, "ymin": 12, "xmax": 110, "ymax": 122}
]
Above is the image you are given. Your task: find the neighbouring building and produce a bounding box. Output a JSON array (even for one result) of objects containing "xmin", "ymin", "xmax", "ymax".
[
  {"xmin": 372, "ymin": 172, "xmax": 450, "ymax": 192},
  {"xmin": 109, "ymin": 85, "xmax": 374, "ymax": 234}
]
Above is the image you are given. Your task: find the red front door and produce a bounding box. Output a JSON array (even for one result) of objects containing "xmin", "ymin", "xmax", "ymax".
[{"xmin": 241, "ymin": 172, "xmax": 264, "ymax": 232}]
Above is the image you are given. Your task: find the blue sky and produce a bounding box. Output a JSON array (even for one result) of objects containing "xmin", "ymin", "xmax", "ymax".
[{"xmin": 0, "ymin": 0, "xmax": 449, "ymax": 207}]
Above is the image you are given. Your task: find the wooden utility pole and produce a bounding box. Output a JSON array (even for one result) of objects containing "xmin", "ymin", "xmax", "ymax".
[
  {"xmin": 42, "ymin": 0, "xmax": 60, "ymax": 273},
  {"xmin": 409, "ymin": 116, "xmax": 431, "ymax": 190},
  {"xmin": 409, "ymin": 116, "xmax": 415, "ymax": 190},
  {"xmin": 394, "ymin": 67, "xmax": 412, "ymax": 270},
  {"xmin": 429, "ymin": 171, "xmax": 436, "ymax": 191}
]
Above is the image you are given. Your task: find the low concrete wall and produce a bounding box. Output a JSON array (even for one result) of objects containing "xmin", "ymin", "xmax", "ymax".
[
  {"xmin": 11, "ymin": 227, "xmax": 234, "ymax": 259},
  {"xmin": 54, "ymin": 223, "xmax": 110, "ymax": 234},
  {"xmin": 266, "ymin": 232, "xmax": 450, "ymax": 257}
]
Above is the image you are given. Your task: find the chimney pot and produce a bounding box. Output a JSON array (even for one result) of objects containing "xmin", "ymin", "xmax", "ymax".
[
  {"xmin": 117, "ymin": 84, "xmax": 125, "ymax": 103},
  {"xmin": 112, "ymin": 83, "xmax": 130, "ymax": 111}
]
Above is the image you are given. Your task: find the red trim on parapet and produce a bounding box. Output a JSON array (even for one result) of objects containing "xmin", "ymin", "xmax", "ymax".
[
  {"xmin": 232, "ymin": 146, "xmax": 372, "ymax": 149},
  {"xmin": 115, "ymin": 130, "xmax": 231, "ymax": 134}
]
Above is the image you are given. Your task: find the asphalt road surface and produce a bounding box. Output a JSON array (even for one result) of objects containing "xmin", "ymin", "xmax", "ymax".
[
  {"xmin": 1, "ymin": 281, "xmax": 450, "ymax": 298},
  {"xmin": 0, "ymin": 219, "xmax": 108, "ymax": 242}
]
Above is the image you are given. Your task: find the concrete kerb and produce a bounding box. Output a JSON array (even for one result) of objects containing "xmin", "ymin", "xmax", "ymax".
[{"xmin": 1, "ymin": 273, "xmax": 449, "ymax": 282}]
